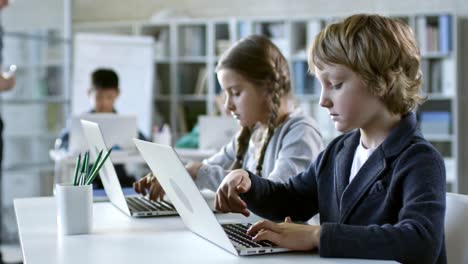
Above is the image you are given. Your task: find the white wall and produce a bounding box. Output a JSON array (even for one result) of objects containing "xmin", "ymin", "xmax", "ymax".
[
  {"xmin": 73, "ymin": 0, "xmax": 468, "ymax": 23},
  {"xmin": 2, "ymin": 0, "xmax": 64, "ymax": 31}
]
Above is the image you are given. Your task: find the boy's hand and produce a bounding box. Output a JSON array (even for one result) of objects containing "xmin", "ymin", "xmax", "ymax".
[
  {"xmin": 215, "ymin": 169, "xmax": 251, "ymax": 216},
  {"xmin": 247, "ymin": 217, "xmax": 321, "ymax": 251}
]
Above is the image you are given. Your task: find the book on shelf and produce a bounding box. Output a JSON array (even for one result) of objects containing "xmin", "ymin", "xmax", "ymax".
[
  {"xmin": 267, "ymin": 22, "xmax": 286, "ymax": 38},
  {"xmin": 290, "ymin": 22, "xmax": 306, "ymax": 56},
  {"xmin": 439, "ymin": 15, "xmax": 451, "ymax": 53},
  {"xmin": 181, "ymin": 26, "xmax": 205, "ymax": 56},
  {"xmin": 416, "ymin": 15, "xmax": 452, "ymax": 54},
  {"xmin": 441, "ymin": 57, "xmax": 455, "ymax": 96},
  {"xmin": 420, "ymin": 59, "xmax": 430, "ymax": 93},
  {"xmin": 293, "ymin": 61, "xmax": 320, "ymax": 96},
  {"xmin": 293, "ymin": 61, "xmax": 306, "ymax": 95},
  {"xmin": 420, "ymin": 111, "xmax": 451, "ymax": 136},
  {"xmin": 47, "ymin": 103, "xmax": 65, "ymax": 133},
  {"xmin": 426, "ymin": 23, "xmax": 439, "ymax": 52},
  {"xmin": 416, "ymin": 16, "xmax": 428, "ymax": 53},
  {"xmin": 178, "ymin": 67, "xmax": 198, "ymax": 94},
  {"xmin": 216, "ymin": 39, "xmax": 231, "ymax": 56},
  {"xmin": 194, "ymin": 67, "xmax": 208, "ymax": 95},
  {"xmin": 421, "ymin": 58, "xmax": 454, "ymax": 95},
  {"xmin": 154, "ymin": 29, "xmax": 169, "ymax": 58},
  {"xmin": 430, "ymin": 60, "xmax": 443, "ymax": 94},
  {"xmin": 177, "ymin": 105, "xmax": 188, "ymax": 134}
]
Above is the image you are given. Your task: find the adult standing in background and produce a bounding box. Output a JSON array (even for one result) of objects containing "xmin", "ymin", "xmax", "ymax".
[{"xmin": 0, "ymin": 0, "xmax": 16, "ymax": 263}]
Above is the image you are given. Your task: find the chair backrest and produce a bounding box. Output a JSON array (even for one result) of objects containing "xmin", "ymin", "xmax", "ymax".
[{"xmin": 445, "ymin": 192, "xmax": 468, "ymax": 264}]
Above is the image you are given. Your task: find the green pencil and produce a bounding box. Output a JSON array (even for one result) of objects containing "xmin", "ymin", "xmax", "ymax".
[
  {"xmin": 81, "ymin": 151, "xmax": 89, "ymax": 174},
  {"xmin": 85, "ymin": 148, "xmax": 113, "ymax": 185},
  {"xmin": 87, "ymin": 149, "xmax": 103, "ymax": 183},
  {"xmin": 72, "ymin": 154, "xmax": 81, "ymax": 186},
  {"xmin": 85, "ymin": 151, "xmax": 91, "ymax": 176}
]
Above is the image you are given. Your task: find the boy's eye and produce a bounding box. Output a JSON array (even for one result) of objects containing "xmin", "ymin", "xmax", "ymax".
[{"xmin": 332, "ymin": 83, "xmax": 343, "ymax": 89}]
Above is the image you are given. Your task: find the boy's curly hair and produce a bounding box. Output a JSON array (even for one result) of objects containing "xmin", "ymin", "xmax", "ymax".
[{"xmin": 310, "ymin": 14, "xmax": 424, "ymax": 114}]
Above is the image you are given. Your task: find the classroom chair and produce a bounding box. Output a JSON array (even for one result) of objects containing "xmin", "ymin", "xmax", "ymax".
[{"xmin": 445, "ymin": 192, "xmax": 468, "ymax": 264}]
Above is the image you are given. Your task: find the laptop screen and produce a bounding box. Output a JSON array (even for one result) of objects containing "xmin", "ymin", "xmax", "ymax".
[{"xmin": 70, "ymin": 113, "xmax": 138, "ymax": 153}]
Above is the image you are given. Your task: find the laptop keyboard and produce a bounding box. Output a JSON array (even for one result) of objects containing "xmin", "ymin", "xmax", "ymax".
[
  {"xmin": 126, "ymin": 196, "xmax": 176, "ymax": 212},
  {"xmin": 222, "ymin": 223, "xmax": 275, "ymax": 248}
]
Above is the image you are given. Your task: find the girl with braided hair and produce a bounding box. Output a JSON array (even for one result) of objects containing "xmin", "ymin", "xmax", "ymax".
[{"xmin": 134, "ymin": 34, "xmax": 323, "ymax": 201}]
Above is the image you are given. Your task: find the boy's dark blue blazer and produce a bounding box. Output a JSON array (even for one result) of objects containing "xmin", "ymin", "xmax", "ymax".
[{"xmin": 242, "ymin": 112, "xmax": 446, "ymax": 264}]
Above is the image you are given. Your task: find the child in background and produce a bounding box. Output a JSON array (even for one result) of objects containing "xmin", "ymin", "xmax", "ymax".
[
  {"xmin": 56, "ymin": 68, "xmax": 147, "ymax": 187},
  {"xmin": 215, "ymin": 14, "xmax": 446, "ymax": 264}
]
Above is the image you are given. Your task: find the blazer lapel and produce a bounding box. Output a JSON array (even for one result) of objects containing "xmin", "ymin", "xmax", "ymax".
[
  {"xmin": 339, "ymin": 146, "xmax": 387, "ymax": 223},
  {"xmin": 334, "ymin": 132, "xmax": 359, "ymax": 209}
]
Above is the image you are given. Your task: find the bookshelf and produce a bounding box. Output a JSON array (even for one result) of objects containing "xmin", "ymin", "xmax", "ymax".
[
  {"xmin": 0, "ymin": 29, "xmax": 70, "ymax": 170},
  {"xmin": 74, "ymin": 13, "xmax": 465, "ymax": 192},
  {"xmin": 412, "ymin": 14, "xmax": 459, "ymax": 191}
]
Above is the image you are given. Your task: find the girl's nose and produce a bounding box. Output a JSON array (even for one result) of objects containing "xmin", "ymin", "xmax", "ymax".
[{"xmin": 224, "ymin": 96, "xmax": 234, "ymax": 111}]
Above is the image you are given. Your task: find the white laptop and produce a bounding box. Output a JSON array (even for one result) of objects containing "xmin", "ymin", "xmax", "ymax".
[
  {"xmin": 80, "ymin": 120, "xmax": 178, "ymax": 217},
  {"xmin": 69, "ymin": 113, "xmax": 138, "ymax": 154},
  {"xmin": 198, "ymin": 116, "xmax": 239, "ymax": 150},
  {"xmin": 133, "ymin": 138, "xmax": 291, "ymax": 256}
]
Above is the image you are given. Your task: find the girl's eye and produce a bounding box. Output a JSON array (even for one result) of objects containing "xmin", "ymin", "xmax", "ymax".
[{"xmin": 332, "ymin": 83, "xmax": 343, "ymax": 89}]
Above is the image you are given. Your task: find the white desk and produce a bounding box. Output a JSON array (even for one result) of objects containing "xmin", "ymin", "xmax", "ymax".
[{"xmin": 15, "ymin": 197, "xmax": 396, "ymax": 264}]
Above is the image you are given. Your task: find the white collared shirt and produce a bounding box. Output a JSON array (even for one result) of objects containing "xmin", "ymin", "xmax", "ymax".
[{"xmin": 350, "ymin": 139, "xmax": 376, "ymax": 183}]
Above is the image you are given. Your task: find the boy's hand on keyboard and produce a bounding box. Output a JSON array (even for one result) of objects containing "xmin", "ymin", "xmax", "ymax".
[
  {"xmin": 215, "ymin": 169, "xmax": 251, "ymax": 216},
  {"xmin": 246, "ymin": 217, "xmax": 320, "ymax": 251},
  {"xmin": 133, "ymin": 173, "xmax": 165, "ymax": 201}
]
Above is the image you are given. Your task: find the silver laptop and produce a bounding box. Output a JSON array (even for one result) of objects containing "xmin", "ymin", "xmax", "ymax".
[
  {"xmin": 198, "ymin": 116, "xmax": 239, "ymax": 150},
  {"xmin": 70, "ymin": 114, "xmax": 138, "ymax": 154},
  {"xmin": 80, "ymin": 120, "xmax": 178, "ymax": 217},
  {"xmin": 133, "ymin": 138, "xmax": 291, "ymax": 256}
]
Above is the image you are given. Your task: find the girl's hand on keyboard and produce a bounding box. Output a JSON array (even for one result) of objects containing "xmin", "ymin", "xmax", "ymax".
[
  {"xmin": 185, "ymin": 162, "xmax": 203, "ymax": 179},
  {"xmin": 133, "ymin": 172, "xmax": 165, "ymax": 201},
  {"xmin": 246, "ymin": 217, "xmax": 320, "ymax": 251}
]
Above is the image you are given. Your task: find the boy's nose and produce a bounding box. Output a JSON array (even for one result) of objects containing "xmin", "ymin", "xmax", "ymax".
[{"xmin": 319, "ymin": 90, "xmax": 332, "ymax": 109}]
